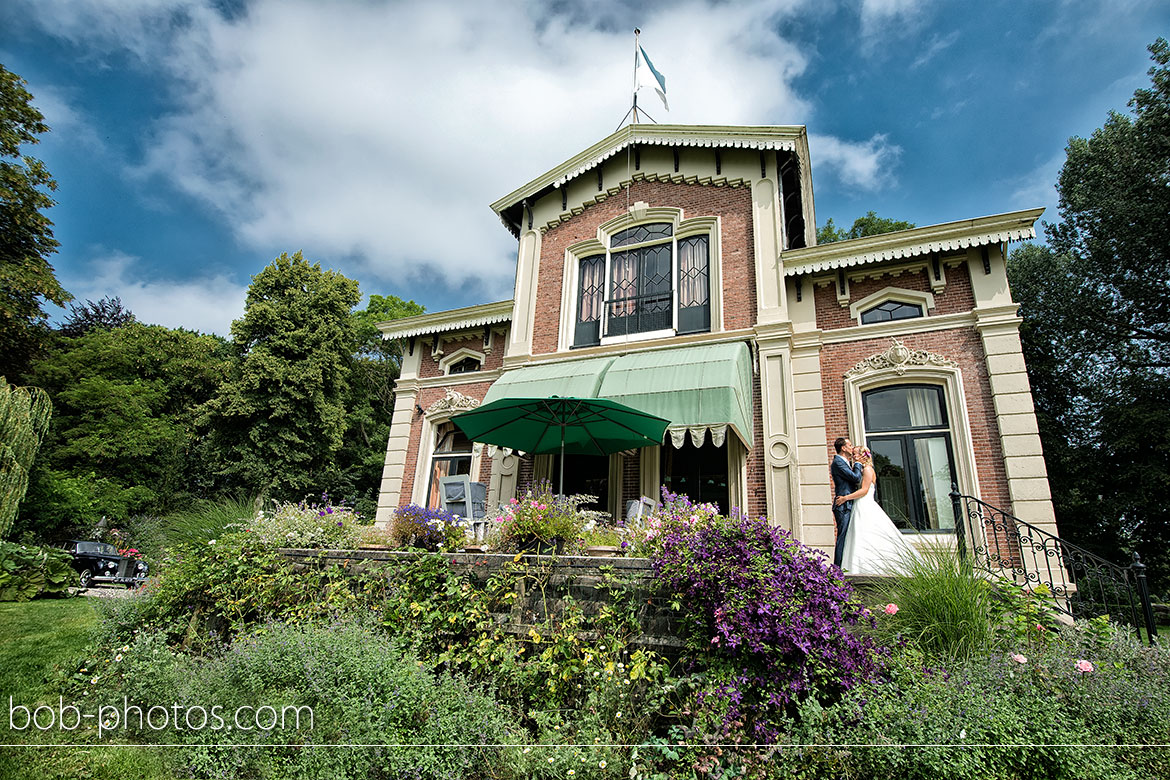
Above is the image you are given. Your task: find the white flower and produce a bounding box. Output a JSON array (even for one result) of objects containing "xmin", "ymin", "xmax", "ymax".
[
  {"xmin": 114, "ymin": 654, "xmax": 123, "ymax": 662},
  {"xmin": 208, "ymin": 539, "xmax": 217, "ymax": 546}
]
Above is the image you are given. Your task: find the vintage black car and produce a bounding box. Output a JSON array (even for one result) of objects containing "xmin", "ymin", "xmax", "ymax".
[{"xmin": 62, "ymin": 540, "xmax": 148, "ymax": 588}]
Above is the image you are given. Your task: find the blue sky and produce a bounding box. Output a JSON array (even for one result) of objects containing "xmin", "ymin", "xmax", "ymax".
[{"xmin": 2, "ymin": 0, "xmax": 1167, "ymax": 335}]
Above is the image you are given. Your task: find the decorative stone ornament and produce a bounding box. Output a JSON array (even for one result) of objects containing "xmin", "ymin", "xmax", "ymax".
[
  {"xmin": 844, "ymin": 338, "xmax": 958, "ymax": 378},
  {"xmin": 424, "ymin": 388, "xmax": 481, "ymax": 417}
]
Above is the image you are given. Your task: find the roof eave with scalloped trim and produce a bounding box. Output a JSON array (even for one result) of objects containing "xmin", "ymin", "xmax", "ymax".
[
  {"xmin": 376, "ymin": 300, "xmax": 513, "ymax": 340},
  {"xmin": 782, "ymin": 208, "xmax": 1044, "ymax": 277}
]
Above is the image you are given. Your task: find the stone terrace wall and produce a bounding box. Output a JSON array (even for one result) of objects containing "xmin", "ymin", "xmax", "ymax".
[{"xmin": 278, "ymin": 548, "xmax": 686, "ymax": 651}]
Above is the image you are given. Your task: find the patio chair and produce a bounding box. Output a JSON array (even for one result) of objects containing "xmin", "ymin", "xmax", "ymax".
[
  {"xmin": 626, "ymin": 496, "xmax": 656, "ymax": 523},
  {"xmin": 438, "ymin": 476, "xmax": 489, "ymax": 542}
]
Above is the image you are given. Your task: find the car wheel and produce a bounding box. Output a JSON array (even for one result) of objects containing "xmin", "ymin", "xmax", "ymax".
[{"xmin": 79, "ymin": 569, "xmax": 92, "ymax": 588}]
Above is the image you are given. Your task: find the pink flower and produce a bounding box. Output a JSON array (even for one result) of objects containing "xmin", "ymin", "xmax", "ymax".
[
  {"xmin": 1036, "ymin": 623, "xmax": 1047, "ymax": 632},
  {"xmin": 1075, "ymin": 659, "xmax": 1094, "ymax": 673},
  {"xmin": 884, "ymin": 603, "xmax": 899, "ymax": 615},
  {"xmin": 1010, "ymin": 653, "xmax": 1027, "ymax": 664}
]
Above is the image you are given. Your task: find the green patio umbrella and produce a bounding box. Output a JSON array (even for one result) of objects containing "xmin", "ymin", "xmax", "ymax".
[{"xmin": 451, "ymin": 396, "xmax": 670, "ymax": 494}]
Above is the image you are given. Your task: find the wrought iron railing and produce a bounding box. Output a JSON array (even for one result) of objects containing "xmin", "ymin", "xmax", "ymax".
[
  {"xmin": 950, "ymin": 486, "xmax": 1159, "ymax": 645},
  {"xmin": 605, "ymin": 291, "xmax": 672, "ymax": 337}
]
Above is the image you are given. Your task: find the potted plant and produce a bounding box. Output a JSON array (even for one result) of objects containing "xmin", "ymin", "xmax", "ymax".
[
  {"xmin": 580, "ymin": 519, "xmax": 625, "ymax": 557},
  {"xmin": 490, "ymin": 482, "xmax": 584, "ymax": 555}
]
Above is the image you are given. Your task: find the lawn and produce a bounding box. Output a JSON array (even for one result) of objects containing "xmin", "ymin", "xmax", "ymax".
[{"xmin": 0, "ymin": 597, "xmax": 175, "ymax": 780}]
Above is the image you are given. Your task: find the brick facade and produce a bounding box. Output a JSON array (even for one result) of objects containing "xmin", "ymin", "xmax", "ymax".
[
  {"xmin": 814, "ymin": 263, "xmax": 976, "ymax": 331},
  {"xmin": 533, "ymin": 179, "xmax": 757, "ymax": 355}
]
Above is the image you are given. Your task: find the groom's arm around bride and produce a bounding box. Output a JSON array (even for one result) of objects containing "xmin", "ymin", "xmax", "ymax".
[{"xmin": 830, "ymin": 437, "xmax": 863, "ymax": 569}]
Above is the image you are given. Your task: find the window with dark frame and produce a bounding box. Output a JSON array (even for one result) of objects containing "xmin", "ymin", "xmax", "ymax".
[
  {"xmin": 572, "ymin": 222, "xmax": 711, "ymax": 346},
  {"xmin": 447, "ymin": 356, "xmax": 482, "ymax": 374},
  {"xmin": 860, "ymin": 300, "xmax": 924, "ymax": 325},
  {"xmin": 862, "ymin": 384, "xmax": 957, "ymax": 533}
]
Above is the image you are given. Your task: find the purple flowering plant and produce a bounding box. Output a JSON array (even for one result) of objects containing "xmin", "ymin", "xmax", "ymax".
[
  {"xmin": 650, "ymin": 489, "xmax": 880, "ymax": 742},
  {"xmin": 389, "ymin": 505, "xmax": 465, "ymax": 552}
]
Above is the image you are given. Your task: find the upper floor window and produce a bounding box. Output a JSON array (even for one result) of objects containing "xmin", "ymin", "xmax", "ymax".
[
  {"xmin": 860, "ymin": 300, "xmax": 923, "ymax": 325},
  {"xmin": 447, "ymin": 356, "xmax": 481, "ymax": 374},
  {"xmin": 573, "ymin": 221, "xmax": 711, "ymax": 347}
]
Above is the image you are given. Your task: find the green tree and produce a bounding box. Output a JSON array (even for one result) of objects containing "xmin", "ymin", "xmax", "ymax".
[
  {"xmin": 0, "ymin": 64, "xmax": 70, "ymax": 379},
  {"xmin": 15, "ymin": 321, "xmax": 230, "ymax": 539},
  {"xmin": 816, "ymin": 211, "xmax": 915, "ymax": 244},
  {"xmin": 330, "ymin": 294, "xmax": 424, "ymax": 516},
  {"xmin": 1007, "ymin": 39, "xmax": 1170, "ymax": 596},
  {"xmin": 203, "ymin": 252, "xmax": 361, "ymax": 500},
  {"xmin": 0, "ymin": 376, "xmax": 51, "ymax": 538}
]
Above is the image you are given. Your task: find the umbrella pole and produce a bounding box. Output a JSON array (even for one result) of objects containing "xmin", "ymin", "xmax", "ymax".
[{"xmin": 559, "ymin": 426, "xmax": 565, "ymax": 495}]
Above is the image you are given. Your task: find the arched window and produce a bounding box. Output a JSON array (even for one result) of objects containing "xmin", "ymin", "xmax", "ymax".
[
  {"xmin": 572, "ymin": 220, "xmax": 712, "ymax": 346},
  {"xmin": 862, "ymin": 384, "xmax": 957, "ymax": 532},
  {"xmin": 447, "ymin": 356, "xmax": 481, "ymax": 374}
]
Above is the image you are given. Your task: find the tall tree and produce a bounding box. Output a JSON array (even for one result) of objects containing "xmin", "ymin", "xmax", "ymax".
[
  {"xmin": 0, "ymin": 64, "xmax": 70, "ymax": 379},
  {"xmin": 59, "ymin": 296, "xmax": 136, "ymax": 338},
  {"xmin": 1008, "ymin": 39, "xmax": 1170, "ymax": 596},
  {"xmin": 203, "ymin": 252, "xmax": 361, "ymax": 500},
  {"xmin": 16, "ymin": 322, "xmax": 230, "ymax": 539},
  {"xmin": 0, "ymin": 376, "xmax": 51, "ymax": 538},
  {"xmin": 816, "ymin": 211, "xmax": 915, "ymax": 244}
]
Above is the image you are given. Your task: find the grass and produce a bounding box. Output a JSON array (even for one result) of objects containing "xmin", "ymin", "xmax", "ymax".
[
  {"xmin": 0, "ymin": 598, "xmax": 175, "ymax": 780},
  {"xmin": 870, "ymin": 542, "xmax": 996, "ymax": 659},
  {"xmin": 125, "ymin": 495, "xmax": 257, "ymax": 564}
]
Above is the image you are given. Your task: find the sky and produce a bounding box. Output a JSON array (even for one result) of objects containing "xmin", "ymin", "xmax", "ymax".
[{"xmin": 2, "ymin": 0, "xmax": 1167, "ymax": 336}]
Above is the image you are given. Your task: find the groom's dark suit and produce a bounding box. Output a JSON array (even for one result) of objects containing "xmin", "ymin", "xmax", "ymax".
[{"xmin": 831, "ymin": 454, "xmax": 864, "ymax": 568}]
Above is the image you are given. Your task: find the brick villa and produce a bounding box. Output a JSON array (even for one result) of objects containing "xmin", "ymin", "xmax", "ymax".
[{"xmin": 372, "ymin": 123, "xmax": 1059, "ymax": 561}]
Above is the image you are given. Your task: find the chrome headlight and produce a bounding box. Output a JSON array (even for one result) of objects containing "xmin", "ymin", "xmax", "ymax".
[
  {"xmin": 106, "ymin": 561, "xmax": 116, "ymax": 569},
  {"xmin": 136, "ymin": 562, "xmax": 146, "ymax": 571}
]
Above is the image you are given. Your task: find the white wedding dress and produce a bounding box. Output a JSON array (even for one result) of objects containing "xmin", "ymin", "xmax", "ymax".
[{"xmin": 840, "ymin": 481, "xmax": 916, "ymax": 575}]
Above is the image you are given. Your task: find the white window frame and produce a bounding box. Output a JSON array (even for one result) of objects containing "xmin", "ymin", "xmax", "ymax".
[
  {"xmin": 558, "ymin": 207, "xmax": 722, "ymax": 351},
  {"xmin": 849, "ymin": 286, "xmax": 935, "ymax": 327}
]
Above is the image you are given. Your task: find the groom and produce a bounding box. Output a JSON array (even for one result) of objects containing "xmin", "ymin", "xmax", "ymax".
[{"xmin": 830, "ymin": 436, "xmax": 864, "ymax": 569}]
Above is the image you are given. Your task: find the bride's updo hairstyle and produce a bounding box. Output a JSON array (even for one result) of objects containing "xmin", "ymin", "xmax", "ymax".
[{"xmin": 857, "ymin": 447, "xmax": 873, "ymax": 463}]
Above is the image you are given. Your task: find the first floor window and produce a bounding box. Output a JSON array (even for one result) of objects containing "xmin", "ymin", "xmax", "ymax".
[
  {"xmin": 426, "ymin": 422, "xmax": 472, "ymax": 508},
  {"xmin": 551, "ymin": 453, "xmax": 609, "ymax": 513},
  {"xmin": 863, "ymin": 384, "xmax": 957, "ymax": 532},
  {"xmin": 661, "ymin": 439, "xmax": 728, "ymax": 513}
]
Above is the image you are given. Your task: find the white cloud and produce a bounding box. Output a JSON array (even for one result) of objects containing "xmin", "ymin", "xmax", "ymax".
[
  {"xmin": 809, "ymin": 133, "xmax": 902, "ymax": 191},
  {"xmin": 22, "ymin": 0, "xmax": 902, "ymax": 301},
  {"xmin": 63, "ymin": 251, "xmax": 247, "ymax": 336},
  {"xmin": 911, "ymin": 30, "xmax": 959, "ymax": 69},
  {"xmin": 858, "ymin": 0, "xmax": 930, "ymax": 40},
  {"xmin": 1007, "ymin": 152, "xmax": 1063, "ymax": 227}
]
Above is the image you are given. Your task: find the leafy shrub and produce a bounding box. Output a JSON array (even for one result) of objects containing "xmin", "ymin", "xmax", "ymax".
[
  {"xmin": 0, "ymin": 540, "xmax": 73, "ymax": 600},
  {"xmin": 388, "ymin": 504, "xmax": 465, "ymax": 551},
  {"xmin": 100, "ymin": 621, "xmax": 516, "ymax": 779},
  {"xmin": 652, "ymin": 495, "xmax": 880, "ymax": 743},
  {"xmin": 770, "ymin": 626, "xmax": 1170, "ymax": 780},
  {"xmin": 241, "ymin": 495, "xmax": 364, "ymax": 549}
]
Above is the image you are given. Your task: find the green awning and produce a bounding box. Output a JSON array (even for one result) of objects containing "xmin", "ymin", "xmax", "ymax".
[
  {"xmin": 599, "ymin": 342, "xmax": 753, "ymax": 449},
  {"xmin": 482, "ymin": 355, "xmax": 615, "ymax": 404},
  {"xmin": 483, "ymin": 342, "xmax": 753, "ymax": 449}
]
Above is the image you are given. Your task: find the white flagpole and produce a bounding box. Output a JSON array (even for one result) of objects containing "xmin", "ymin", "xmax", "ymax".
[{"xmin": 633, "ymin": 28, "xmax": 640, "ymax": 124}]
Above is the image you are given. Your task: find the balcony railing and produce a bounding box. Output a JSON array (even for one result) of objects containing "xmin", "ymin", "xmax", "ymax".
[{"xmin": 605, "ymin": 291, "xmax": 672, "ymax": 337}]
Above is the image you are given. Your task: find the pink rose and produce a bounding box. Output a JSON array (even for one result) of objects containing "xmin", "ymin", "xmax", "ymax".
[
  {"xmin": 1010, "ymin": 653, "xmax": 1027, "ymax": 664},
  {"xmin": 1075, "ymin": 659, "xmax": 1094, "ymax": 673},
  {"xmin": 884, "ymin": 603, "xmax": 899, "ymax": 615}
]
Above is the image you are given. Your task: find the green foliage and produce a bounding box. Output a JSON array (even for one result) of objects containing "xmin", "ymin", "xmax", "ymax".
[
  {"xmin": 1008, "ymin": 39, "xmax": 1170, "ymax": 596},
  {"xmin": 0, "ymin": 540, "xmax": 72, "ymax": 600},
  {"xmin": 816, "ymin": 211, "xmax": 915, "ymax": 244},
  {"xmin": 120, "ymin": 495, "xmax": 256, "ymax": 564},
  {"xmin": 92, "ymin": 621, "xmax": 515, "ymax": 779},
  {"xmin": 241, "ymin": 497, "xmax": 366, "ymax": 549},
  {"xmin": 0, "ymin": 64, "xmax": 70, "ymax": 379},
  {"xmin": 0, "ymin": 376, "xmax": 52, "ymax": 537},
  {"xmin": 203, "ymin": 252, "xmax": 361, "ymax": 501},
  {"xmin": 59, "ymin": 295, "xmax": 136, "ymax": 338},
  {"xmin": 487, "ymin": 481, "xmax": 588, "ymax": 551}
]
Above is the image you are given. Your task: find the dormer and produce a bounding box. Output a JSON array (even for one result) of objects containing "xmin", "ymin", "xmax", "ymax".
[{"xmin": 492, "ymin": 124, "xmax": 816, "ymax": 359}]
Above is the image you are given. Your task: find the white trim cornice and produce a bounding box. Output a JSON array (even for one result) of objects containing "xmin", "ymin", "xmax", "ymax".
[
  {"xmin": 377, "ymin": 300, "xmax": 512, "ymax": 340},
  {"xmin": 782, "ymin": 208, "xmax": 1043, "ymax": 277}
]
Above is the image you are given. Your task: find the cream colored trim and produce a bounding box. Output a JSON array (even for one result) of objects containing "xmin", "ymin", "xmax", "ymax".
[
  {"xmin": 374, "ymin": 388, "xmax": 418, "ymax": 527},
  {"xmin": 843, "ymin": 351, "xmax": 981, "ymax": 505},
  {"xmin": 848, "ymin": 286, "xmax": 936, "ymax": 325},
  {"xmin": 785, "ymin": 208, "xmax": 1043, "ymax": 276},
  {"xmin": 491, "ymin": 124, "xmax": 806, "ymax": 216},
  {"xmin": 639, "ymin": 446, "xmax": 660, "ymax": 503},
  {"xmin": 377, "ymin": 299, "xmax": 512, "ymax": 340},
  {"xmin": 727, "ymin": 435, "xmax": 748, "ymax": 512},
  {"xmin": 411, "ymin": 368, "xmax": 503, "ymax": 390},
  {"xmin": 820, "ymin": 311, "xmax": 976, "ymax": 345},
  {"xmin": 439, "ymin": 347, "xmax": 486, "ymax": 375},
  {"xmin": 508, "ymin": 230, "xmax": 542, "ymax": 358}
]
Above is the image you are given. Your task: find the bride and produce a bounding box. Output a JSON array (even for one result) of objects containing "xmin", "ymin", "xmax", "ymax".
[{"xmin": 833, "ymin": 446, "xmax": 916, "ymax": 575}]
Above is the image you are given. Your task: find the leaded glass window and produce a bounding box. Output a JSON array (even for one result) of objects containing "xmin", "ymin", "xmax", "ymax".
[
  {"xmin": 573, "ymin": 254, "xmax": 605, "ymax": 347},
  {"xmin": 448, "ymin": 356, "xmax": 481, "ymax": 374},
  {"xmin": 610, "ymin": 222, "xmax": 672, "ymax": 249},
  {"xmin": 860, "ymin": 300, "xmax": 923, "ymax": 325},
  {"xmin": 677, "ymin": 235, "xmax": 710, "ymax": 333}
]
